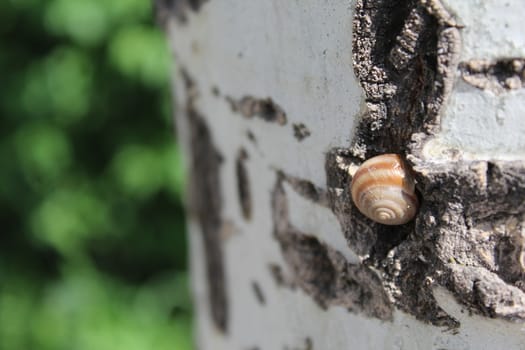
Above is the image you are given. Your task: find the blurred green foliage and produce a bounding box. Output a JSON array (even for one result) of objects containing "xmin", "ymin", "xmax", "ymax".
[{"xmin": 0, "ymin": 0, "xmax": 192, "ymax": 349}]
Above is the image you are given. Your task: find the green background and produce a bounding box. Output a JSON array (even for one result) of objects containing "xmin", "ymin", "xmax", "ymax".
[{"xmin": 0, "ymin": 0, "xmax": 192, "ymax": 349}]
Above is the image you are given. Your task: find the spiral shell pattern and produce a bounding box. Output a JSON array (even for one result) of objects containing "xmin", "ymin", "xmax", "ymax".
[{"xmin": 350, "ymin": 154, "xmax": 418, "ymax": 225}]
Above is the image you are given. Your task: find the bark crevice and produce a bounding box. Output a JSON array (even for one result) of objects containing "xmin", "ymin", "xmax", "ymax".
[{"xmin": 349, "ymin": 0, "xmax": 525, "ymax": 326}]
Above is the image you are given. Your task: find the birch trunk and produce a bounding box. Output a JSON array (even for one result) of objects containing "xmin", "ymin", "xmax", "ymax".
[{"xmin": 158, "ymin": 0, "xmax": 525, "ymax": 349}]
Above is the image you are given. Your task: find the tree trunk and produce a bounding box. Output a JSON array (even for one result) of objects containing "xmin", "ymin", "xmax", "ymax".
[{"xmin": 158, "ymin": 0, "xmax": 525, "ymax": 348}]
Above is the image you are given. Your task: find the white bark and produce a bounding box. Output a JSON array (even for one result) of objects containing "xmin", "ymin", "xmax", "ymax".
[
  {"xmin": 164, "ymin": 0, "xmax": 525, "ymax": 349},
  {"xmin": 425, "ymin": 0, "xmax": 525, "ymax": 159}
]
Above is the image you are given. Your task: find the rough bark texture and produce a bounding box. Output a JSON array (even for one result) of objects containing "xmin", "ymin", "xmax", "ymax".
[
  {"xmin": 161, "ymin": 0, "xmax": 525, "ymax": 348},
  {"xmin": 343, "ymin": 0, "xmax": 525, "ymax": 326}
]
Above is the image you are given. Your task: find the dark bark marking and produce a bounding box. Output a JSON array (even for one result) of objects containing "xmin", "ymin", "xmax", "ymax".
[
  {"xmin": 182, "ymin": 69, "xmax": 229, "ymax": 333},
  {"xmin": 292, "ymin": 123, "xmax": 311, "ymax": 141},
  {"xmin": 283, "ymin": 337, "xmax": 313, "ymax": 350},
  {"xmin": 304, "ymin": 338, "xmax": 313, "ymax": 350},
  {"xmin": 236, "ymin": 148, "xmax": 252, "ymax": 220},
  {"xmin": 280, "ymin": 233, "xmax": 337, "ymax": 308},
  {"xmin": 226, "ymin": 95, "xmax": 287, "ymax": 125},
  {"xmin": 188, "ymin": 107, "xmax": 228, "ymax": 332},
  {"xmin": 246, "ymin": 130, "xmax": 257, "ymax": 144},
  {"xmin": 280, "ymin": 172, "xmax": 330, "ymax": 207},
  {"xmin": 459, "ymin": 58, "xmax": 525, "ymax": 93},
  {"xmin": 283, "ymin": 338, "xmax": 313, "ymax": 350},
  {"xmin": 154, "ymin": 0, "xmax": 210, "ymax": 26},
  {"xmin": 251, "ymin": 281, "xmax": 266, "ymax": 306},
  {"xmin": 271, "ymin": 175, "xmax": 393, "ymax": 320},
  {"xmin": 211, "ymin": 85, "xmax": 221, "ymax": 97},
  {"xmin": 268, "ymin": 263, "xmax": 287, "ymax": 288}
]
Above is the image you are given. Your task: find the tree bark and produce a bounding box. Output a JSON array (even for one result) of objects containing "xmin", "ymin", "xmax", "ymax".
[{"xmin": 158, "ymin": 0, "xmax": 525, "ymax": 348}]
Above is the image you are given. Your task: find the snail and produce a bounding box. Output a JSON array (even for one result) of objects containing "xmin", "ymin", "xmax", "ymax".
[{"xmin": 350, "ymin": 154, "xmax": 419, "ymax": 225}]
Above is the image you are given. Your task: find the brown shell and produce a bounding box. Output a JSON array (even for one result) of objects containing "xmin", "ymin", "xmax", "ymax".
[{"xmin": 350, "ymin": 154, "xmax": 418, "ymax": 225}]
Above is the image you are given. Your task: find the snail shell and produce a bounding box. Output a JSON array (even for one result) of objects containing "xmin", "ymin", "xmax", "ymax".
[{"xmin": 350, "ymin": 154, "xmax": 418, "ymax": 225}]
